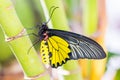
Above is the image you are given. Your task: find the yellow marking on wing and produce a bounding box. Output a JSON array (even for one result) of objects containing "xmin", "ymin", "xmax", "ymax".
[
  {"xmin": 48, "ymin": 36, "xmax": 71, "ymax": 67},
  {"xmin": 51, "ymin": 36, "xmax": 69, "ymax": 46},
  {"xmin": 40, "ymin": 40, "xmax": 49, "ymax": 64},
  {"xmin": 48, "ymin": 40, "xmax": 52, "ymax": 52},
  {"xmin": 52, "ymin": 48, "xmax": 56, "ymax": 64},
  {"xmin": 49, "ymin": 37, "xmax": 58, "ymax": 50},
  {"xmin": 58, "ymin": 43, "xmax": 71, "ymax": 53}
]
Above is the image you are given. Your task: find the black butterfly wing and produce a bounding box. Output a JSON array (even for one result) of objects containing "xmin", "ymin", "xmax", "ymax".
[{"xmin": 47, "ymin": 29, "xmax": 106, "ymax": 60}]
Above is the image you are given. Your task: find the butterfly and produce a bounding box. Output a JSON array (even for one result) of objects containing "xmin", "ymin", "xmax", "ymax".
[{"xmin": 36, "ymin": 22, "xmax": 106, "ymax": 68}]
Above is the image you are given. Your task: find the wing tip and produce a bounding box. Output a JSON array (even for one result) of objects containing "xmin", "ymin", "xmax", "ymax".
[
  {"xmin": 100, "ymin": 51, "xmax": 107, "ymax": 59},
  {"xmin": 92, "ymin": 50, "xmax": 106, "ymax": 59}
]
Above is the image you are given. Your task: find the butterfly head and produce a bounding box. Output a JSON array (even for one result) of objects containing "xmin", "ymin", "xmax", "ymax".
[
  {"xmin": 38, "ymin": 6, "xmax": 59, "ymax": 41},
  {"xmin": 38, "ymin": 23, "xmax": 48, "ymax": 40}
]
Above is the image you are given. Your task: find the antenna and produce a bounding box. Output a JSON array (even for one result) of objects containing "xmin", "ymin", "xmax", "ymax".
[
  {"xmin": 27, "ymin": 40, "xmax": 40, "ymax": 54},
  {"xmin": 27, "ymin": 6, "xmax": 59, "ymax": 54},
  {"xmin": 45, "ymin": 6, "xmax": 59, "ymax": 24}
]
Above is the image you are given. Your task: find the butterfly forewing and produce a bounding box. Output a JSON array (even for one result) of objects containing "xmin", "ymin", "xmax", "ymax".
[{"xmin": 47, "ymin": 29, "xmax": 106, "ymax": 60}]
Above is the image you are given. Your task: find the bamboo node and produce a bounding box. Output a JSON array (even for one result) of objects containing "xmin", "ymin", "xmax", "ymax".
[
  {"xmin": 24, "ymin": 70, "xmax": 49, "ymax": 80},
  {"xmin": 5, "ymin": 28, "xmax": 26, "ymax": 42}
]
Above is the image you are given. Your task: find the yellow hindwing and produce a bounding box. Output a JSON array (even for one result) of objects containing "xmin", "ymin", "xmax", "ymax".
[{"xmin": 47, "ymin": 36, "xmax": 71, "ymax": 68}]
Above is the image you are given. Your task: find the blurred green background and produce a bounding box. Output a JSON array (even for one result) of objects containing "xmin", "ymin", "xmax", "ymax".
[{"xmin": 0, "ymin": 0, "xmax": 120, "ymax": 80}]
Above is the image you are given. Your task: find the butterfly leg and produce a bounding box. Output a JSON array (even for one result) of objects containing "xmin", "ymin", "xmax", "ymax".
[{"xmin": 27, "ymin": 33, "xmax": 39, "ymax": 37}]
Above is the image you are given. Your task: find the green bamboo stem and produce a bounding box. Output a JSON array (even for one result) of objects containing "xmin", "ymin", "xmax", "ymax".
[
  {"xmin": 13, "ymin": 0, "xmax": 38, "ymax": 42},
  {"xmin": 64, "ymin": 0, "xmax": 80, "ymax": 20},
  {"xmin": 114, "ymin": 69, "xmax": 120, "ymax": 80},
  {"xmin": 40, "ymin": 0, "xmax": 82, "ymax": 80},
  {"xmin": 82, "ymin": 0, "xmax": 107, "ymax": 80},
  {"xmin": 13, "ymin": 0, "xmax": 35, "ymax": 28},
  {"xmin": 80, "ymin": 0, "xmax": 98, "ymax": 79},
  {"xmin": 90, "ymin": 0, "xmax": 107, "ymax": 80},
  {"xmin": 0, "ymin": 0, "xmax": 50, "ymax": 79},
  {"xmin": 83, "ymin": 0, "xmax": 98, "ymax": 36},
  {"xmin": 0, "ymin": 27, "xmax": 13, "ymax": 64},
  {"xmin": 31, "ymin": 0, "xmax": 46, "ymax": 22}
]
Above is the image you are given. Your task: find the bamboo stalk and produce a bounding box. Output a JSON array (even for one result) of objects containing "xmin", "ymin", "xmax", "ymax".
[
  {"xmin": 12, "ymin": 0, "xmax": 35, "ymax": 28},
  {"xmin": 82, "ymin": 0, "xmax": 98, "ymax": 36},
  {"xmin": 0, "ymin": 27, "xmax": 13, "ymax": 64},
  {"xmin": 78, "ymin": 59, "xmax": 90, "ymax": 79},
  {"xmin": 90, "ymin": 0, "xmax": 107, "ymax": 80},
  {"xmin": 79, "ymin": 0, "xmax": 98, "ymax": 79},
  {"xmin": 40, "ymin": 0, "xmax": 82, "ymax": 80},
  {"xmin": 0, "ymin": 0, "xmax": 50, "ymax": 79},
  {"xmin": 80, "ymin": 0, "xmax": 107, "ymax": 80},
  {"xmin": 114, "ymin": 69, "xmax": 120, "ymax": 80},
  {"xmin": 13, "ymin": 0, "xmax": 38, "ymax": 42}
]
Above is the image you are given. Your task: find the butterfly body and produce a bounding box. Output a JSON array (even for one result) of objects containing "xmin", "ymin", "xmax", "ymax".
[
  {"xmin": 38, "ymin": 23, "xmax": 106, "ymax": 68},
  {"xmin": 38, "ymin": 23, "xmax": 49, "ymax": 41}
]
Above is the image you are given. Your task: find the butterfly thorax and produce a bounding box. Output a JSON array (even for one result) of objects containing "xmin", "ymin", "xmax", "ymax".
[{"xmin": 38, "ymin": 23, "xmax": 49, "ymax": 41}]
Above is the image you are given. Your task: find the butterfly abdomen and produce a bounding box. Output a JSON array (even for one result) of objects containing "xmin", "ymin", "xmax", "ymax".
[{"xmin": 40, "ymin": 41, "xmax": 49, "ymax": 64}]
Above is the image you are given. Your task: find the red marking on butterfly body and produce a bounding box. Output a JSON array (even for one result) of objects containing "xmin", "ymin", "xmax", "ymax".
[{"xmin": 43, "ymin": 32, "xmax": 48, "ymax": 41}]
